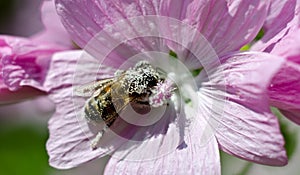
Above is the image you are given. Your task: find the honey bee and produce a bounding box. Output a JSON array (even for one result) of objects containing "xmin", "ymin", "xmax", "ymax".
[{"xmin": 75, "ymin": 61, "xmax": 163, "ymax": 149}]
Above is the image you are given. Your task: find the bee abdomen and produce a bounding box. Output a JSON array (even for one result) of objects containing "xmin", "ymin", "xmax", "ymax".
[
  {"xmin": 84, "ymin": 97, "xmax": 103, "ymax": 123},
  {"xmin": 84, "ymin": 97, "xmax": 118, "ymax": 127},
  {"xmin": 100, "ymin": 99, "xmax": 118, "ymax": 127}
]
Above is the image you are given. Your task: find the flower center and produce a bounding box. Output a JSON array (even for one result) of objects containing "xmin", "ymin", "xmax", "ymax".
[
  {"xmin": 116, "ymin": 60, "xmax": 175, "ymax": 109},
  {"xmin": 149, "ymin": 79, "xmax": 175, "ymax": 107},
  {"xmin": 115, "ymin": 49, "xmax": 201, "ymax": 113}
]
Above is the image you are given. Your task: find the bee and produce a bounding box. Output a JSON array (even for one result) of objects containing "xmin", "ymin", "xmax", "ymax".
[{"xmin": 75, "ymin": 61, "xmax": 163, "ymax": 149}]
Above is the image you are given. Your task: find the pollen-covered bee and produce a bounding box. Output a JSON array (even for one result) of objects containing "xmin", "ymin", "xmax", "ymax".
[{"xmin": 75, "ymin": 61, "xmax": 163, "ymax": 149}]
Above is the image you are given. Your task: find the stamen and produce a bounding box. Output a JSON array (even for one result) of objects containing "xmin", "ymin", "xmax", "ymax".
[{"xmin": 149, "ymin": 79, "xmax": 175, "ymax": 107}]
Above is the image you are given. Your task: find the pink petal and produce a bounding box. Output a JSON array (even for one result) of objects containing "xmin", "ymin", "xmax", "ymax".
[
  {"xmin": 250, "ymin": 1, "xmax": 300, "ymax": 125},
  {"xmin": 0, "ymin": 39, "xmax": 45, "ymax": 104},
  {"xmin": 170, "ymin": 0, "xmax": 271, "ymax": 56},
  {"xmin": 56, "ymin": 0, "xmax": 270, "ymax": 58},
  {"xmin": 45, "ymin": 50, "xmax": 220, "ymax": 171},
  {"xmin": 0, "ymin": 85, "xmax": 45, "ymax": 104},
  {"xmin": 0, "ymin": 35, "xmax": 63, "ymax": 92},
  {"xmin": 87, "ymin": 16, "xmax": 221, "ymax": 70},
  {"xmin": 251, "ymin": 0, "xmax": 298, "ymax": 52},
  {"xmin": 55, "ymin": 0, "xmax": 162, "ymax": 48},
  {"xmin": 32, "ymin": 0, "xmax": 73, "ymax": 49},
  {"xmin": 201, "ymin": 52, "xmax": 287, "ymax": 165},
  {"xmin": 269, "ymin": 29, "xmax": 300, "ymax": 64},
  {"xmin": 263, "ymin": 0, "xmax": 297, "ymax": 32},
  {"xmin": 0, "ymin": 96, "xmax": 55, "ymax": 122},
  {"xmin": 55, "ymin": 1, "xmax": 173, "ymax": 70},
  {"xmin": 55, "ymin": 11, "xmax": 213, "ymax": 70},
  {"xmin": 269, "ymin": 60, "xmax": 300, "ymax": 124},
  {"xmin": 104, "ymin": 105, "xmax": 220, "ymax": 175},
  {"xmin": 105, "ymin": 139, "xmax": 220, "ymax": 175},
  {"xmin": 99, "ymin": 102, "xmax": 181, "ymax": 162},
  {"xmin": 215, "ymin": 101, "xmax": 287, "ymax": 166},
  {"xmin": 44, "ymin": 51, "xmax": 124, "ymax": 169}
]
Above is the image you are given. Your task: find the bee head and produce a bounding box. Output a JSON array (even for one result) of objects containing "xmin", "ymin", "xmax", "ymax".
[{"xmin": 122, "ymin": 61, "xmax": 162, "ymax": 94}]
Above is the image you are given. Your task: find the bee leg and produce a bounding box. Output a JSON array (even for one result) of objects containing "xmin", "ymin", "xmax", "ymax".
[{"xmin": 91, "ymin": 125, "xmax": 109, "ymax": 150}]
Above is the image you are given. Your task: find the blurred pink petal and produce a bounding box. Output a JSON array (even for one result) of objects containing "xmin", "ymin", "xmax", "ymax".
[
  {"xmin": 281, "ymin": 109, "xmax": 300, "ymax": 124},
  {"xmin": 0, "ymin": 1, "xmax": 78, "ymax": 104},
  {"xmin": 202, "ymin": 52, "xmax": 287, "ymax": 165},
  {"xmin": 32, "ymin": 0, "xmax": 73, "ymax": 49},
  {"xmin": 0, "ymin": 96, "xmax": 55, "ymax": 122},
  {"xmin": 1, "ymin": 35, "xmax": 63, "ymax": 91},
  {"xmin": 0, "ymin": 35, "xmax": 64, "ymax": 103},
  {"xmin": 0, "ymin": 85, "xmax": 45, "ymax": 104}
]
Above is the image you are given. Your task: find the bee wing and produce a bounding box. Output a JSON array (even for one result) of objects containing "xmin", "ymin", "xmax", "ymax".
[
  {"xmin": 112, "ymin": 95, "xmax": 132, "ymax": 113},
  {"xmin": 110, "ymin": 82, "xmax": 133, "ymax": 113},
  {"xmin": 74, "ymin": 78, "xmax": 114, "ymax": 97}
]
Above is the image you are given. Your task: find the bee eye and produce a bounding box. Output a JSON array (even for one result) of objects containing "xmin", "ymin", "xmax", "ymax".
[{"xmin": 146, "ymin": 76, "xmax": 158, "ymax": 87}]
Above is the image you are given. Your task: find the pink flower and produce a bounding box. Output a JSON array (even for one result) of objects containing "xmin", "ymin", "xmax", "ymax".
[
  {"xmin": 252, "ymin": 0, "xmax": 300, "ymax": 124},
  {"xmin": 45, "ymin": 0, "xmax": 287, "ymax": 174},
  {"xmin": 0, "ymin": 1, "xmax": 73, "ymax": 104},
  {"xmin": 0, "ymin": 35, "xmax": 60, "ymax": 103}
]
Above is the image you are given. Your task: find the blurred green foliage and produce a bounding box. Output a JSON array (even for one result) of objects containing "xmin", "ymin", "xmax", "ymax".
[
  {"xmin": 254, "ymin": 29, "xmax": 265, "ymax": 41},
  {"xmin": 272, "ymin": 108, "xmax": 298, "ymax": 159},
  {"xmin": 0, "ymin": 122, "xmax": 53, "ymax": 175},
  {"xmin": 240, "ymin": 44, "xmax": 250, "ymax": 51}
]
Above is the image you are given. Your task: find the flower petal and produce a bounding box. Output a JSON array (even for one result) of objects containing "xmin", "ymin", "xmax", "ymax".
[
  {"xmin": 269, "ymin": 60, "xmax": 300, "ymax": 124},
  {"xmin": 104, "ymin": 105, "xmax": 220, "ymax": 175},
  {"xmin": 45, "ymin": 50, "xmax": 188, "ymax": 169},
  {"xmin": 1, "ymin": 37, "xmax": 46, "ymax": 103},
  {"xmin": 44, "ymin": 50, "xmax": 119, "ymax": 169},
  {"xmin": 56, "ymin": 0, "xmax": 270, "ymax": 58},
  {"xmin": 55, "ymin": 1, "xmax": 174, "ymax": 71},
  {"xmin": 32, "ymin": 0, "xmax": 73, "ymax": 49},
  {"xmin": 0, "ymin": 85, "xmax": 45, "ymax": 104},
  {"xmin": 165, "ymin": 0, "xmax": 270, "ymax": 56},
  {"xmin": 268, "ymin": 29, "xmax": 300, "ymax": 64},
  {"xmin": 1, "ymin": 35, "xmax": 63, "ymax": 92},
  {"xmin": 262, "ymin": 0, "xmax": 297, "ymax": 31},
  {"xmin": 105, "ymin": 139, "xmax": 220, "ymax": 175},
  {"xmin": 54, "ymin": 11, "xmax": 213, "ymax": 71},
  {"xmin": 251, "ymin": 0, "xmax": 298, "ymax": 52},
  {"xmin": 200, "ymin": 52, "xmax": 287, "ymax": 165},
  {"xmin": 55, "ymin": 0, "xmax": 162, "ymax": 48},
  {"xmin": 215, "ymin": 100, "xmax": 287, "ymax": 166},
  {"xmin": 251, "ymin": 1, "xmax": 300, "ymax": 125}
]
